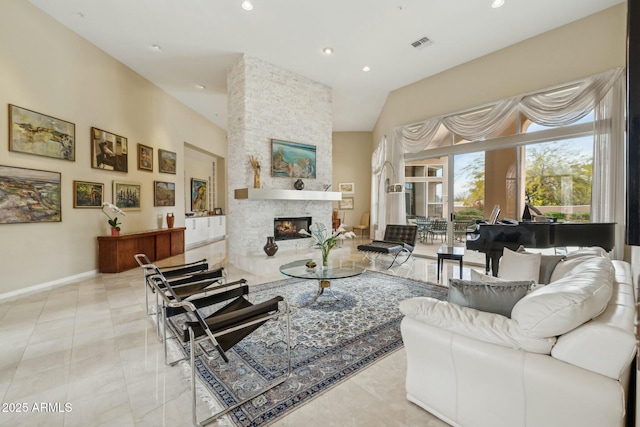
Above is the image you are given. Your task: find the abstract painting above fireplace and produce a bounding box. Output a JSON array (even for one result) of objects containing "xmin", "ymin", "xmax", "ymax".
[{"xmin": 274, "ymin": 216, "xmax": 312, "ymax": 241}]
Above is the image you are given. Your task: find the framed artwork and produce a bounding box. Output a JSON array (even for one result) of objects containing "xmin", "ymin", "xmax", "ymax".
[
  {"xmin": 9, "ymin": 104, "xmax": 75, "ymax": 161},
  {"xmin": 154, "ymin": 181, "xmax": 175, "ymax": 206},
  {"xmin": 91, "ymin": 127, "xmax": 128, "ymax": 172},
  {"xmin": 73, "ymin": 180, "xmax": 104, "ymax": 208},
  {"xmin": 271, "ymin": 139, "xmax": 316, "ymax": 178},
  {"xmin": 339, "ymin": 197, "xmax": 354, "ymax": 210},
  {"xmin": 214, "ymin": 207, "xmax": 223, "ymax": 215},
  {"xmin": 338, "ymin": 182, "xmax": 355, "ymax": 194},
  {"xmin": 191, "ymin": 178, "xmax": 207, "ymax": 211},
  {"xmin": 0, "ymin": 165, "xmax": 61, "ymax": 223},
  {"xmin": 138, "ymin": 143, "xmax": 153, "ymax": 171},
  {"xmin": 158, "ymin": 149, "xmax": 177, "ymax": 174},
  {"xmin": 113, "ymin": 180, "xmax": 141, "ymax": 210}
]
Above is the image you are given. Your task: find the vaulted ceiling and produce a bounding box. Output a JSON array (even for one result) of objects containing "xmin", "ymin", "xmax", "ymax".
[{"xmin": 30, "ymin": 0, "xmax": 623, "ymax": 131}]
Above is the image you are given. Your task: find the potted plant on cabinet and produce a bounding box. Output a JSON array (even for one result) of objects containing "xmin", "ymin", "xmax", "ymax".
[
  {"xmin": 102, "ymin": 202, "xmax": 126, "ymax": 236},
  {"xmin": 108, "ymin": 217, "xmax": 122, "ymax": 236}
]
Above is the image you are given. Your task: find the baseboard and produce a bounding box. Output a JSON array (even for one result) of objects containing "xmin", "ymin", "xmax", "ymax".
[
  {"xmin": 185, "ymin": 236, "xmax": 225, "ymax": 251},
  {"xmin": 0, "ymin": 269, "xmax": 98, "ymax": 301}
]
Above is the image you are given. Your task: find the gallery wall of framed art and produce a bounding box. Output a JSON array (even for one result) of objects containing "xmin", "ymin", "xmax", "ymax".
[{"xmin": 0, "ymin": 1, "xmax": 229, "ymax": 295}]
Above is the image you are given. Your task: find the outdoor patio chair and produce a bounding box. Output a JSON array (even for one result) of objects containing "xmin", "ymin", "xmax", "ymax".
[
  {"xmin": 147, "ymin": 272, "xmax": 291, "ymax": 427},
  {"xmin": 428, "ymin": 219, "xmax": 448, "ymax": 244},
  {"xmin": 357, "ymin": 224, "xmax": 418, "ymax": 269},
  {"xmin": 415, "ymin": 217, "xmax": 432, "ymax": 243},
  {"xmin": 453, "ymin": 220, "xmax": 475, "ymax": 242}
]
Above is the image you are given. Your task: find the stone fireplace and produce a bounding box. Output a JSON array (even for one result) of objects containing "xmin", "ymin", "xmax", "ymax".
[
  {"xmin": 274, "ymin": 216, "xmax": 312, "ymax": 241},
  {"xmin": 226, "ymin": 55, "xmax": 333, "ymax": 273}
]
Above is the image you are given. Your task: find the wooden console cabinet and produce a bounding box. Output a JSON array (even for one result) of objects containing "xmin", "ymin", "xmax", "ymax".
[{"xmin": 97, "ymin": 227, "xmax": 186, "ymax": 273}]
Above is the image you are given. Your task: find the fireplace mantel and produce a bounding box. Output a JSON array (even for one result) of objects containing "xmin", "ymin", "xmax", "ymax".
[{"xmin": 234, "ymin": 188, "xmax": 342, "ymax": 201}]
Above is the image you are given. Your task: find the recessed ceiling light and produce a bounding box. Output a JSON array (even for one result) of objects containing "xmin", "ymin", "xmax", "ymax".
[
  {"xmin": 323, "ymin": 47, "xmax": 334, "ymax": 55},
  {"xmin": 362, "ymin": 66, "xmax": 371, "ymax": 72},
  {"xmin": 241, "ymin": 1, "xmax": 253, "ymax": 11},
  {"xmin": 150, "ymin": 44, "xmax": 162, "ymax": 51},
  {"xmin": 195, "ymin": 84, "xmax": 206, "ymax": 90},
  {"xmin": 491, "ymin": 0, "xmax": 505, "ymax": 8}
]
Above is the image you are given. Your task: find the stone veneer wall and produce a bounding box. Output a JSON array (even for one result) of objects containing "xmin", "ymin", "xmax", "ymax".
[{"xmin": 227, "ymin": 55, "xmax": 333, "ymax": 270}]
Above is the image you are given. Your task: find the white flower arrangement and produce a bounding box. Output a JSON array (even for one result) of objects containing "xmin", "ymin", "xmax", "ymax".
[{"xmin": 299, "ymin": 222, "xmax": 356, "ymax": 265}]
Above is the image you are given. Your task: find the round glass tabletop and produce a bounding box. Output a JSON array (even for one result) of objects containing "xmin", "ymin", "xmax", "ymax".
[{"xmin": 279, "ymin": 259, "xmax": 366, "ymax": 281}]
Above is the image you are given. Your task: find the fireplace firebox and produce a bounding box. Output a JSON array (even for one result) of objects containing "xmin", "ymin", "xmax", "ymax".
[{"xmin": 274, "ymin": 216, "xmax": 312, "ymax": 241}]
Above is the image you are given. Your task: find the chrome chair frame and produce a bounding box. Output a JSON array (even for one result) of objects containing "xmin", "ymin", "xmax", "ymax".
[
  {"xmin": 135, "ymin": 255, "xmax": 226, "ymax": 342},
  {"xmin": 147, "ymin": 273, "xmax": 292, "ymax": 427},
  {"xmin": 134, "ymin": 253, "xmax": 210, "ymax": 315}
]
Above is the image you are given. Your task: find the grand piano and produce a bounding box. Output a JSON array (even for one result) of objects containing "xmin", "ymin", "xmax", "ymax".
[{"xmin": 466, "ymin": 221, "xmax": 616, "ymax": 276}]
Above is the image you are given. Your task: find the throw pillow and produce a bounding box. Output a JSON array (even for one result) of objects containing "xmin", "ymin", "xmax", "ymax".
[
  {"xmin": 448, "ymin": 278, "xmax": 533, "ymax": 318},
  {"xmin": 498, "ymin": 247, "xmax": 542, "ymax": 283},
  {"xmin": 515, "ymin": 245, "xmax": 565, "ymax": 284},
  {"xmin": 539, "ymin": 255, "xmax": 565, "ymax": 284},
  {"xmin": 470, "ymin": 268, "xmax": 503, "ymax": 282}
]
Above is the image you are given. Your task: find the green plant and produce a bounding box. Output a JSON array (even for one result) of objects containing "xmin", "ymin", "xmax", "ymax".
[
  {"xmin": 454, "ymin": 208, "xmax": 485, "ymax": 220},
  {"xmin": 108, "ymin": 217, "xmax": 121, "ymax": 231}
]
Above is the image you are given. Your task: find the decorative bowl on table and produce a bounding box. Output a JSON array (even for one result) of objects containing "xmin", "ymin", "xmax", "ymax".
[
  {"xmin": 185, "ymin": 212, "xmax": 195, "ymax": 217},
  {"xmin": 305, "ymin": 261, "xmax": 317, "ymax": 271}
]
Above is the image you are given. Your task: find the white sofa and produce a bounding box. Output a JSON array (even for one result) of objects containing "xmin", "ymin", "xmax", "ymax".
[{"xmin": 399, "ymin": 248, "xmax": 637, "ymax": 427}]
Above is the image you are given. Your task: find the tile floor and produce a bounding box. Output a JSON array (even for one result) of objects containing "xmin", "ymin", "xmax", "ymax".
[{"xmin": 0, "ymin": 239, "xmax": 472, "ymax": 427}]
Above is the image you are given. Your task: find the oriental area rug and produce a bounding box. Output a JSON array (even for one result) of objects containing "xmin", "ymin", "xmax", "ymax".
[{"xmin": 168, "ymin": 270, "xmax": 448, "ymax": 426}]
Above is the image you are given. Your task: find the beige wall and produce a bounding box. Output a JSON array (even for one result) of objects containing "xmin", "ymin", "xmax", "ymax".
[
  {"xmin": 332, "ymin": 132, "xmax": 372, "ymax": 229},
  {"xmin": 0, "ymin": 0, "xmax": 226, "ymax": 295},
  {"xmin": 373, "ymin": 4, "xmax": 627, "ymax": 144}
]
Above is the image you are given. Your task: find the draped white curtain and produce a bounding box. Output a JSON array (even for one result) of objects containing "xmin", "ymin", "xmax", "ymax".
[
  {"xmin": 370, "ymin": 136, "xmax": 386, "ymax": 240},
  {"xmin": 390, "ymin": 67, "xmax": 625, "ymax": 258},
  {"xmin": 388, "ymin": 137, "xmax": 406, "ymax": 226},
  {"xmin": 442, "ymin": 97, "xmax": 521, "ymax": 141},
  {"xmin": 592, "ymin": 74, "xmax": 626, "ymax": 260}
]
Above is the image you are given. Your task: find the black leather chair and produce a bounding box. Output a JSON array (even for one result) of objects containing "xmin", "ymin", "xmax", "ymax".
[
  {"xmin": 357, "ymin": 224, "xmax": 418, "ymax": 269},
  {"xmin": 147, "ymin": 272, "xmax": 291, "ymax": 426}
]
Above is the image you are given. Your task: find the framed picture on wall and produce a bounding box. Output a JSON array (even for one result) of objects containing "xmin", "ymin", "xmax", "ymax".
[
  {"xmin": 271, "ymin": 139, "xmax": 316, "ymax": 178},
  {"xmin": 154, "ymin": 181, "xmax": 175, "ymax": 206},
  {"xmin": 73, "ymin": 180, "xmax": 104, "ymax": 208},
  {"xmin": 138, "ymin": 143, "xmax": 153, "ymax": 171},
  {"xmin": 339, "ymin": 197, "xmax": 354, "ymax": 210},
  {"xmin": 158, "ymin": 149, "xmax": 177, "ymax": 174},
  {"xmin": 338, "ymin": 182, "xmax": 355, "ymax": 194},
  {"xmin": 91, "ymin": 127, "xmax": 128, "ymax": 172},
  {"xmin": 9, "ymin": 105, "xmax": 75, "ymax": 161},
  {"xmin": 113, "ymin": 180, "xmax": 141, "ymax": 210},
  {"xmin": 0, "ymin": 165, "xmax": 61, "ymax": 223},
  {"xmin": 191, "ymin": 178, "xmax": 207, "ymax": 211}
]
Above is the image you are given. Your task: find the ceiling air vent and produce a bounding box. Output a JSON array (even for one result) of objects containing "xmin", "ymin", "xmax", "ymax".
[{"xmin": 411, "ymin": 36, "xmax": 433, "ymax": 50}]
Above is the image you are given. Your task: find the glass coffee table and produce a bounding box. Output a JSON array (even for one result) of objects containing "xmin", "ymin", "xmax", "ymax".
[{"xmin": 279, "ymin": 259, "xmax": 365, "ymax": 304}]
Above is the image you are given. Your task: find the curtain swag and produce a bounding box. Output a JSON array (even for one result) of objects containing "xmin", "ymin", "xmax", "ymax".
[{"xmin": 395, "ymin": 67, "xmax": 624, "ymax": 151}]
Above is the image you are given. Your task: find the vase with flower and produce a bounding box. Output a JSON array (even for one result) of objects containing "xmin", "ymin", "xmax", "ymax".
[
  {"xmin": 299, "ymin": 222, "xmax": 356, "ymax": 267},
  {"xmin": 102, "ymin": 202, "xmax": 126, "ymax": 236}
]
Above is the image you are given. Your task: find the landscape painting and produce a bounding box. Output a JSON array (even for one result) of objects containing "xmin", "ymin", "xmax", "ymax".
[
  {"xmin": 158, "ymin": 149, "xmax": 177, "ymax": 174},
  {"xmin": 0, "ymin": 165, "xmax": 61, "ymax": 224},
  {"xmin": 271, "ymin": 139, "xmax": 316, "ymax": 178},
  {"xmin": 154, "ymin": 181, "xmax": 175, "ymax": 206},
  {"xmin": 73, "ymin": 180, "xmax": 104, "ymax": 208},
  {"xmin": 113, "ymin": 181, "xmax": 141, "ymax": 210},
  {"xmin": 9, "ymin": 105, "xmax": 75, "ymax": 161}
]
